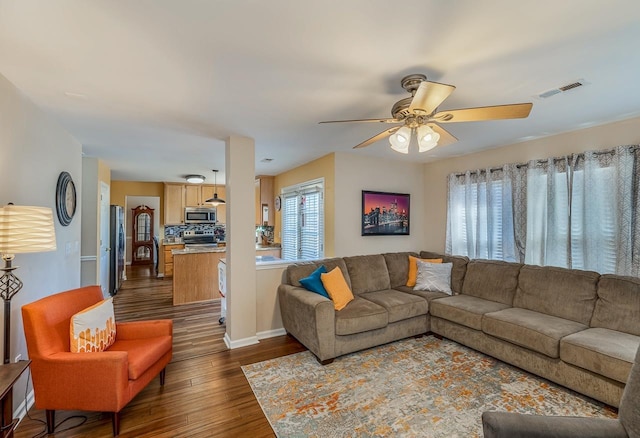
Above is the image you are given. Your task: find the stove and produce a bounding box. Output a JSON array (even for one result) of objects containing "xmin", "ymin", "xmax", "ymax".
[{"xmin": 183, "ymin": 230, "xmax": 217, "ymax": 247}]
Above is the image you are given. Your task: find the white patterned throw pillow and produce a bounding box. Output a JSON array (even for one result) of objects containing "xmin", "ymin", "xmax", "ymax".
[{"xmin": 414, "ymin": 261, "xmax": 453, "ymax": 295}]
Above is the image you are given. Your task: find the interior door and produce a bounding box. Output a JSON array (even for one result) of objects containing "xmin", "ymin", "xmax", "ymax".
[{"xmin": 99, "ymin": 182, "xmax": 111, "ymax": 297}]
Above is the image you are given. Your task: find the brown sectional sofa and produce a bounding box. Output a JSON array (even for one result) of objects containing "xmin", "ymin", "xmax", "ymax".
[{"xmin": 277, "ymin": 251, "xmax": 640, "ymax": 408}]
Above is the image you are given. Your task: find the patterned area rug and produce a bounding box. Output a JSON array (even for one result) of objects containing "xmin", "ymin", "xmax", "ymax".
[{"xmin": 242, "ymin": 337, "xmax": 617, "ymax": 437}]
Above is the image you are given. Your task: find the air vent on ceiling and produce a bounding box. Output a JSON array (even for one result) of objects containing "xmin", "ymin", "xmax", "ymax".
[{"xmin": 536, "ymin": 79, "xmax": 589, "ymax": 99}]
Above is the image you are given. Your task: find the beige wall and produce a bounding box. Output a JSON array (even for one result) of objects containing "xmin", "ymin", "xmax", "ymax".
[
  {"xmin": 274, "ymin": 153, "xmax": 336, "ymax": 257},
  {"xmin": 111, "ymin": 181, "xmax": 165, "ymax": 224},
  {"xmin": 334, "ymin": 152, "xmax": 427, "ymax": 256},
  {"xmin": 423, "ymin": 115, "xmax": 640, "ymax": 252}
]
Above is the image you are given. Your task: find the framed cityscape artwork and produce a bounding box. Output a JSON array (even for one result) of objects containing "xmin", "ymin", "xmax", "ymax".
[{"xmin": 361, "ymin": 190, "xmax": 410, "ymax": 236}]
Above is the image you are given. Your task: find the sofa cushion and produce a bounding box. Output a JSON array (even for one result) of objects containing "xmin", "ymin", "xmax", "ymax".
[
  {"xmin": 514, "ymin": 265, "xmax": 599, "ymax": 325},
  {"xmin": 483, "ymin": 308, "xmax": 588, "ymax": 358},
  {"xmin": 299, "ymin": 265, "xmax": 330, "ymax": 298},
  {"xmin": 287, "ymin": 258, "xmax": 351, "ymax": 289},
  {"xmin": 561, "ymin": 328, "xmax": 639, "ymax": 383},
  {"xmin": 401, "ymin": 286, "xmax": 450, "ymax": 303},
  {"xmin": 592, "ymin": 274, "xmax": 640, "ymax": 336},
  {"xmin": 321, "ymin": 267, "xmax": 354, "ymax": 311},
  {"xmin": 344, "ymin": 254, "xmax": 390, "ymax": 295},
  {"xmin": 407, "ymin": 256, "xmax": 442, "ymax": 287},
  {"xmin": 619, "ymin": 344, "xmax": 640, "ymax": 438},
  {"xmin": 420, "ymin": 251, "xmax": 469, "ymax": 294},
  {"xmin": 360, "ymin": 290, "xmax": 428, "ymax": 323},
  {"xmin": 415, "ymin": 261, "xmax": 452, "ymax": 294},
  {"xmin": 383, "ymin": 252, "xmax": 419, "ymax": 289},
  {"xmin": 461, "ymin": 259, "xmax": 521, "ymax": 305},
  {"xmin": 334, "ymin": 297, "xmax": 388, "ymax": 335},
  {"xmin": 70, "ymin": 298, "xmax": 116, "ymax": 353},
  {"xmin": 108, "ymin": 335, "xmax": 172, "ymax": 380},
  {"xmin": 430, "ymin": 295, "xmax": 510, "ymax": 331}
]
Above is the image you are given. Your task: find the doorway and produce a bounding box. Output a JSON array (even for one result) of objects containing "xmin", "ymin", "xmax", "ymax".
[{"xmin": 125, "ymin": 195, "xmax": 160, "ymax": 278}]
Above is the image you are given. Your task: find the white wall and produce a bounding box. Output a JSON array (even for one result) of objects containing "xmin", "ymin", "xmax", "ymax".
[
  {"xmin": 422, "ymin": 115, "xmax": 640, "ymax": 252},
  {"xmin": 0, "ymin": 73, "xmax": 82, "ymax": 409},
  {"xmin": 333, "ymin": 152, "xmax": 426, "ymax": 256}
]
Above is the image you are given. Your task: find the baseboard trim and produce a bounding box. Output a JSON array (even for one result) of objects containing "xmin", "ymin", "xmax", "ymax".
[
  {"xmin": 257, "ymin": 328, "xmax": 286, "ymax": 340},
  {"xmin": 224, "ymin": 332, "xmax": 259, "ymax": 349},
  {"xmin": 15, "ymin": 388, "xmax": 34, "ymax": 426}
]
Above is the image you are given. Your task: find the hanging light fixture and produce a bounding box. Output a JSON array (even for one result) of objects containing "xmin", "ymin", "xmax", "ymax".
[
  {"xmin": 185, "ymin": 174, "xmax": 206, "ymax": 184},
  {"xmin": 417, "ymin": 125, "xmax": 440, "ymax": 153},
  {"xmin": 389, "ymin": 126, "xmax": 412, "ymax": 154},
  {"xmin": 205, "ymin": 169, "xmax": 226, "ymax": 206}
]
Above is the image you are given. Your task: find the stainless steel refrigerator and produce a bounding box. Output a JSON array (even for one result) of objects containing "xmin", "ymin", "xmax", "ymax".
[{"xmin": 109, "ymin": 205, "xmax": 125, "ymax": 295}]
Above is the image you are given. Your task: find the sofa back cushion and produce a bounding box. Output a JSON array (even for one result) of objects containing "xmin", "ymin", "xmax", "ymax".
[
  {"xmin": 344, "ymin": 254, "xmax": 391, "ymax": 294},
  {"xmin": 591, "ymin": 274, "xmax": 640, "ymax": 336},
  {"xmin": 287, "ymin": 258, "xmax": 351, "ymax": 289},
  {"xmin": 420, "ymin": 251, "xmax": 469, "ymax": 294},
  {"xmin": 514, "ymin": 265, "xmax": 599, "ymax": 325},
  {"xmin": 383, "ymin": 252, "xmax": 419, "ymax": 289},
  {"xmin": 461, "ymin": 259, "xmax": 522, "ymax": 305}
]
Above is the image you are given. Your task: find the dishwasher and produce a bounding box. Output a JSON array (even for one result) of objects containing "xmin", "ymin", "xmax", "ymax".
[{"xmin": 217, "ymin": 258, "xmax": 226, "ymax": 324}]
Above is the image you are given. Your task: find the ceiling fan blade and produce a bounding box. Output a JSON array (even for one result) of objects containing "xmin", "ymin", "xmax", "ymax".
[
  {"xmin": 353, "ymin": 126, "xmax": 400, "ymax": 149},
  {"xmin": 432, "ymin": 102, "xmax": 533, "ymax": 123},
  {"xmin": 319, "ymin": 118, "xmax": 400, "ymax": 124},
  {"xmin": 408, "ymin": 81, "xmax": 456, "ymax": 115},
  {"xmin": 428, "ymin": 123, "xmax": 458, "ymax": 147}
]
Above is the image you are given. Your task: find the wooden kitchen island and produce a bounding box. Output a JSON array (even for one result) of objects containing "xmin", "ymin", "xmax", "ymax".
[{"xmin": 172, "ymin": 247, "xmax": 226, "ymax": 305}]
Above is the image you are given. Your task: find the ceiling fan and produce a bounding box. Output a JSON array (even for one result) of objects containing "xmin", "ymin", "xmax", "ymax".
[{"xmin": 320, "ymin": 74, "xmax": 533, "ymax": 154}]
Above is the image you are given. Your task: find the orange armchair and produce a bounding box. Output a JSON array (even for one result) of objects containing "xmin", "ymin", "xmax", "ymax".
[{"xmin": 22, "ymin": 286, "xmax": 173, "ymax": 436}]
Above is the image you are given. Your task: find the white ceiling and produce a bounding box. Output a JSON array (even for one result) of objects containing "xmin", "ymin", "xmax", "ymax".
[{"xmin": 1, "ymin": 1, "xmax": 640, "ymax": 183}]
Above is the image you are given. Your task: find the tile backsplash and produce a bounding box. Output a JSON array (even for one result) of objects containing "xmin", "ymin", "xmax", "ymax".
[{"xmin": 165, "ymin": 224, "xmax": 226, "ymax": 242}]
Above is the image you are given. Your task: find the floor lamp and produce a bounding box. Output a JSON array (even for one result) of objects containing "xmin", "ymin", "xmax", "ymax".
[{"xmin": 0, "ymin": 204, "xmax": 56, "ymax": 364}]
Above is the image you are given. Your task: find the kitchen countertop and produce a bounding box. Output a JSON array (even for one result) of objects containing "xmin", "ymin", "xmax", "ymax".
[{"xmin": 173, "ymin": 244, "xmax": 280, "ymax": 255}]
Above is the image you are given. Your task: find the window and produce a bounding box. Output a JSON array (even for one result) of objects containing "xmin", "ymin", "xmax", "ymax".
[
  {"xmin": 446, "ymin": 146, "xmax": 639, "ymax": 275},
  {"xmin": 447, "ymin": 171, "xmax": 516, "ymax": 261},
  {"xmin": 281, "ymin": 178, "xmax": 324, "ymax": 261}
]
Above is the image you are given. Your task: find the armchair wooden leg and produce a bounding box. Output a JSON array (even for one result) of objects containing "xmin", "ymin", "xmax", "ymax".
[
  {"xmin": 112, "ymin": 411, "xmax": 121, "ymax": 436},
  {"xmin": 46, "ymin": 410, "xmax": 55, "ymax": 434},
  {"xmin": 160, "ymin": 368, "xmax": 166, "ymax": 386}
]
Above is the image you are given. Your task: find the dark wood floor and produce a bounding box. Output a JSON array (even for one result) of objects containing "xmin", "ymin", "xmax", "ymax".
[{"xmin": 15, "ymin": 265, "xmax": 306, "ymax": 437}]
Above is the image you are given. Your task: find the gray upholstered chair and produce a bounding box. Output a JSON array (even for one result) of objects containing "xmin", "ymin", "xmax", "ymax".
[{"xmin": 482, "ymin": 345, "xmax": 640, "ymax": 438}]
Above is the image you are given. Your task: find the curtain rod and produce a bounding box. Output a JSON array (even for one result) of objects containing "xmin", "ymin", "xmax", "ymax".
[{"xmin": 452, "ymin": 145, "xmax": 637, "ymax": 177}]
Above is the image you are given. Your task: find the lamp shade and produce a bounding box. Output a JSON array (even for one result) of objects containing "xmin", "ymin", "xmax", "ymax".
[
  {"xmin": 389, "ymin": 126, "xmax": 411, "ymax": 154},
  {"xmin": 0, "ymin": 205, "xmax": 57, "ymax": 255},
  {"xmin": 417, "ymin": 125, "xmax": 440, "ymax": 153}
]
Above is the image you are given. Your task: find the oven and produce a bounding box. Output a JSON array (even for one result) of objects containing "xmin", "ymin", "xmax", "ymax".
[
  {"xmin": 182, "ymin": 230, "xmax": 217, "ymax": 248},
  {"xmin": 185, "ymin": 207, "xmax": 216, "ymax": 224}
]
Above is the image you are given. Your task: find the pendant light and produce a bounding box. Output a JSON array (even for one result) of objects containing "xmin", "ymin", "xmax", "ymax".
[{"xmin": 205, "ymin": 169, "xmax": 226, "ymax": 206}]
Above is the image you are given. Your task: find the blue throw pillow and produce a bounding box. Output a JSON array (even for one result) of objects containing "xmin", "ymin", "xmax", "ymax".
[{"xmin": 299, "ymin": 265, "xmax": 330, "ymax": 299}]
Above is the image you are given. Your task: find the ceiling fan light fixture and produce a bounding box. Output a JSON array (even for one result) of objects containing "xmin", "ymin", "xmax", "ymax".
[
  {"xmin": 389, "ymin": 126, "xmax": 411, "ymax": 154},
  {"xmin": 417, "ymin": 125, "xmax": 440, "ymax": 153},
  {"xmin": 186, "ymin": 174, "xmax": 206, "ymax": 184}
]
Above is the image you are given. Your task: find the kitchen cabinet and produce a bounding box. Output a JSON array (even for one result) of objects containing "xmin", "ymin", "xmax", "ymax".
[
  {"xmin": 185, "ymin": 184, "xmax": 216, "ymax": 207},
  {"xmin": 163, "ymin": 243, "xmax": 184, "ymax": 277},
  {"xmin": 164, "ymin": 183, "xmax": 185, "ymax": 224},
  {"xmin": 255, "ymin": 176, "xmax": 274, "ymax": 225},
  {"xmin": 173, "ymin": 250, "xmax": 226, "ymax": 305}
]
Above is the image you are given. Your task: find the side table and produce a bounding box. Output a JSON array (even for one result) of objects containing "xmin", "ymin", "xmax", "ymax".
[{"xmin": 0, "ymin": 361, "xmax": 30, "ymax": 438}]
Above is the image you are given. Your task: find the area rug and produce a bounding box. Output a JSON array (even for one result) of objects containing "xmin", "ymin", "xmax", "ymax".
[{"xmin": 242, "ymin": 337, "xmax": 617, "ymax": 437}]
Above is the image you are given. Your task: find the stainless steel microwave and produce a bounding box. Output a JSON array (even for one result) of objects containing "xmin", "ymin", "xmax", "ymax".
[{"xmin": 184, "ymin": 207, "xmax": 216, "ymax": 224}]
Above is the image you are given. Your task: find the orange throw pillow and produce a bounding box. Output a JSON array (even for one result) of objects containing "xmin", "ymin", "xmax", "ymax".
[
  {"xmin": 407, "ymin": 256, "xmax": 443, "ymax": 287},
  {"xmin": 321, "ymin": 267, "xmax": 354, "ymax": 311},
  {"xmin": 70, "ymin": 298, "xmax": 117, "ymax": 353}
]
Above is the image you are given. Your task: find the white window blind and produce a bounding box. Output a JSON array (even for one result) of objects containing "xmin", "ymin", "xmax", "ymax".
[{"xmin": 281, "ymin": 178, "xmax": 324, "ymax": 261}]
